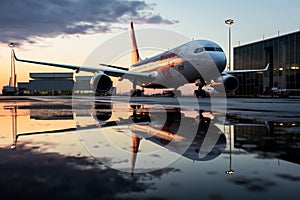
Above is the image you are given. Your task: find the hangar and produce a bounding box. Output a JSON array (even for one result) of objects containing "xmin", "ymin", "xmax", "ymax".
[
  {"xmin": 234, "ymin": 30, "xmax": 300, "ymax": 96},
  {"xmin": 18, "ymin": 72, "xmax": 74, "ymax": 95},
  {"xmin": 17, "ymin": 73, "xmax": 115, "ymax": 95}
]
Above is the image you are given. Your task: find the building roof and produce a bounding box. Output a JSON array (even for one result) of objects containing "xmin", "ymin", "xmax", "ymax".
[
  {"xmin": 235, "ymin": 30, "xmax": 300, "ymax": 49},
  {"xmin": 75, "ymin": 76, "xmax": 93, "ymax": 81}
]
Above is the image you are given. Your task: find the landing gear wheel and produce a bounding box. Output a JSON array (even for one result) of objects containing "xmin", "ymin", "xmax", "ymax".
[
  {"xmin": 130, "ymin": 104, "xmax": 141, "ymax": 109},
  {"xmin": 173, "ymin": 90, "xmax": 181, "ymax": 97},
  {"xmin": 130, "ymin": 89, "xmax": 143, "ymax": 109},
  {"xmin": 131, "ymin": 89, "xmax": 144, "ymax": 97},
  {"xmin": 194, "ymin": 89, "xmax": 206, "ymax": 98}
]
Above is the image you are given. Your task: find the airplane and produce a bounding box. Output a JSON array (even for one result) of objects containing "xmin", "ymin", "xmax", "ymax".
[{"xmin": 12, "ymin": 22, "xmax": 269, "ymax": 97}]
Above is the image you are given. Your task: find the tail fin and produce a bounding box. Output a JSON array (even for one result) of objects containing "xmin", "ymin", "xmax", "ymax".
[
  {"xmin": 130, "ymin": 22, "xmax": 141, "ymax": 64},
  {"xmin": 131, "ymin": 134, "xmax": 140, "ymax": 176}
]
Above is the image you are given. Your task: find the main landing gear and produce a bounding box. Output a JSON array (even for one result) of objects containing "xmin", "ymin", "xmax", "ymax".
[
  {"xmin": 130, "ymin": 89, "xmax": 144, "ymax": 97},
  {"xmin": 130, "ymin": 80, "xmax": 182, "ymax": 97},
  {"xmin": 171, "ymin": 90, "xmax": 181, "ymax": 97},
  {"xmin": 194, "ymin": 81, "xmax": 207, "ymax": 98}
]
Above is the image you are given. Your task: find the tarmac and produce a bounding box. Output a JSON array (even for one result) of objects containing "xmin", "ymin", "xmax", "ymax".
[{"xmin": 1, "ymin": 95, "xmax": 300, "ymax": 122}]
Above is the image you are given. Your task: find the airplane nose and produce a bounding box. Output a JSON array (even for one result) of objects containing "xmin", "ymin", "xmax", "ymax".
[{"xmin": 208, "ymin": 52, "xmax": 227, "ymax": 72}]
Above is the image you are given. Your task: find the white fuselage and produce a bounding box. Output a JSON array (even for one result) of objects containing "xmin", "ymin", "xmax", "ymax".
[{"xmin": 129, "ymin": 40, "xmax": 227, "ymax": 88}]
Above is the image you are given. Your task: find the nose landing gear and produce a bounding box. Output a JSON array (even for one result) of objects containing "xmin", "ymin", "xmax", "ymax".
[{"xmin": 194, "ymin": 81, "xmax": 207, "ymax": 98}]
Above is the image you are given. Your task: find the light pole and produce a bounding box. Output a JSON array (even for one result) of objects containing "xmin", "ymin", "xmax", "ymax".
[
  {"xmin": 225, "ymin": 19, "xmax": 234, "ymax": 71},
  {"xmin": 8, "ymin": 42, "xmax": 16, "ymax": 88}
]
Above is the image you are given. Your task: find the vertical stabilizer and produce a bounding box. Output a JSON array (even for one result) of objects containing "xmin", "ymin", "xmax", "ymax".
[
  {"xmin": 130, "ymin": 22, "xmax": 141, "ymax": 64},
  {"xmin": 131, "ymin": 134, "xmax": 140, "ymax": 176}
]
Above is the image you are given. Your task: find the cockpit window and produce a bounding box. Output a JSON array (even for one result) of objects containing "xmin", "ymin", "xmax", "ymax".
[
  {"xmin": 194, "ymin": 47, "xmax": 204, "ymax": 53},
  {"xmin": 215, "ymin": 47, "xmax": 223, "ymax": 52},
  {"xmin": 204, "ymin": 47, "xmax": 216, "ymax": 51},
  {"xmin": 194, "ymin": 47, "xmax": 223, "ymax": 53}
]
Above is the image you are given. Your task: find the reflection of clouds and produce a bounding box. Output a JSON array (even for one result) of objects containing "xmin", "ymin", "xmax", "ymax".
[
  {"xmin": 275, "ymin": 174, "xmax": 300, "ymax": 182},
  {"xmin": 111, "ymin": 158, "xmax": 129, "ymax": 165},
  {"xmin": 0, "ymin": 144, "xmax": 178, "ymax": 199},
  {"xmin": 227, "ymin": 175, "xmax": 277, "ymax": 192},
  {"xmin": 147, "ymin": 168, "xmax": 181, "ymax": 178}
]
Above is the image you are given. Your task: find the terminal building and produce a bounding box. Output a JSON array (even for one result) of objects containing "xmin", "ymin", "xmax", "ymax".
[
  {"xmin": 234, "ymin": 30, "xmax": 300, "ymax": 96},
  {"xmin": 18, "ymin": 72, "xmax": 74, "ymax": 95},
  {"xmin": 17, "ymin": 72, "xmax": 115, "ymax": 95}
]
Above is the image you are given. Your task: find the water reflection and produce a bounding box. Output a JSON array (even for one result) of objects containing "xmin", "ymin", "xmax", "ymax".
[
  {"xmin": 0, "ymin": 100, "xmax": 82, "ymax": 159},
  {"xmin": 128, "ymin": 106, "xmax": 226, "ymax": 174},
  {"xmin": 231, "ymin": 118, "xmax": 300, "ymax": 165},
  {"xmin": 1, "ymin": 98, "xmax": 300, "ymax": 199},
  {"xmin": 75, "ymin": 100, "xmax": 227, "ymax": 174},
  {"xmin": 3, "ymin": 103, "xmax": 76, "ymax": 150},
  {"xmin": 0, "ymin": 99, "xmax": 181, "ymax": 199},
  {"xmin": 0, "ymin": 144, "xmax": 172, "ymax": 200},
  {"xmin": 128, "ymin": 106, "xmax": 226, "ymax": 161},
  {"xmin": 4, "ymin": 105, "xmax": 17, "ymax": 149},
  {"xmin": 4, "ymin": 99, "xmax": 300, "ymax": 170}
]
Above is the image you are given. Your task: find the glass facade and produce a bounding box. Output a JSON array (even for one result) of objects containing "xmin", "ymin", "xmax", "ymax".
[{"xmin": 234, "ymin": 31, "xmax": 300, "ymax": 96}]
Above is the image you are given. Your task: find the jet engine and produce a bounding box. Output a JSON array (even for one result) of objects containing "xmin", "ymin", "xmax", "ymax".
[
  {"xmin": 214, "ymin": 74, "xmax": 239, "ymax": 93},
  {"xmin": 90, "ymin": 73, "xmax": 113, "ymax": 93},
  {"xmin": 93, "ymin": 101, "xmax": 112, "ymax": 122}
]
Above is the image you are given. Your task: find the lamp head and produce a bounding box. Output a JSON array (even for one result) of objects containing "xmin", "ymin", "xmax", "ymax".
[
  {"xmin": 9, "ymin": 42, "xmax": 15, "ymax": 48},
  {"xmin": 225, "ymin": 19, "xmax": 234, "ymax": 25}
]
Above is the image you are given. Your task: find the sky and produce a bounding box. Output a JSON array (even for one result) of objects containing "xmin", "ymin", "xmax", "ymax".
[{"xmin": 1, "ymin": 0, "xmax": 300, "ymax": 91}]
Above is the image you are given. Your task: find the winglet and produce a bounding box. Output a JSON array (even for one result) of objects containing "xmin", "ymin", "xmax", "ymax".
[
  {"xmin": 264, "ymin": 63, "xmax": 270, "ymax": 72},
  {"xmin": 130, "ymin": 22, "xmax": 141, "ymax": 64}
]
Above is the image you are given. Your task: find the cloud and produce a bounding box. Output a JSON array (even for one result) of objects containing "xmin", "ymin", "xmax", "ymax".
[{"xmin": 0, "ymin": 0, "xmax": 177, "ymax": 45}]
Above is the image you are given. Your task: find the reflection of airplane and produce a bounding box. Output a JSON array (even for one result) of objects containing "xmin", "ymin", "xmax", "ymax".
[
  {"xmin": 10, "ymin": 100, "xmax": 226, "ymax": 172},
  {"xmin": 13, "ymin": 22, "xmax": 269, "ymax": 97},
  {"xmin": 128, "ymin": 107, "xmax": 226, "ymax": 161},
  {"xmin": 90, "ymin": 101, "xmax": 227, "ymax": 174}
]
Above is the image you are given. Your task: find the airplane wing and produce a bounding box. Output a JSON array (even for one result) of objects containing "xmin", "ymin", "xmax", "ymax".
[
  {"xmin": 222, "ymin": 63, "xmax": 269, "ymax": 75},
  {"xmin": 13, "ymin": 50, "xmax": 156, "ymax": 81}
]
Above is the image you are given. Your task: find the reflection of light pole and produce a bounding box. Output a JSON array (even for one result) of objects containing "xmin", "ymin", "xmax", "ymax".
[
  {"xmin": 225, "ymin": 19, "xmax": 234, "ymax": 71},
  {"xmin": 225, "ymin": 126, "xmax": 234, "ymax": 175},
  {"xmin": 9, "ymin": 106, "xmax": 17, "ymax": 149}
]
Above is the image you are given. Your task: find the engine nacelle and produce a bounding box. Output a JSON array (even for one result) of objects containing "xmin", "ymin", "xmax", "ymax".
[
  {"xmin": 214, "ymin": 74, "xmax": 239, "ymax": 93},
  {"xmin": 92, "ymin": 101, "xmax": 112, "ymax": 122},
  {"xmin": 90, "ymin": 73, "xmax": 113, "ymax": 93}
]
